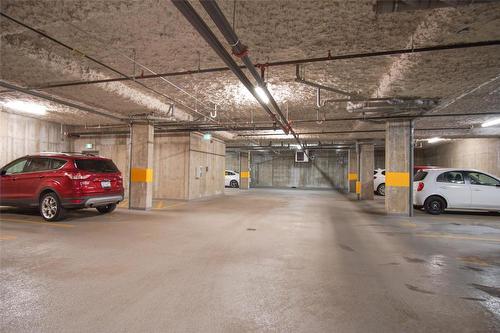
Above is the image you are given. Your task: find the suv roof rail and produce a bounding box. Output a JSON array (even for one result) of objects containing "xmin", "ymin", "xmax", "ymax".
[
  {"xmin": 61, "ymin": 151, "xmax": 99, "ymax": 156},
  {"xmin": 35, "ymin": 152, "xmax": 100, "ymax": 157}
]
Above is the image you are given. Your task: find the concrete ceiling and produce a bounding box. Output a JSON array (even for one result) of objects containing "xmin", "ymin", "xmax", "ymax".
[{"xmin": 1, "ymin": 0, "xmax": 499, "ymax": 142}]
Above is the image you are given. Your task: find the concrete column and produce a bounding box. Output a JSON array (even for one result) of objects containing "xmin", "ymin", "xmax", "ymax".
[
  {"xmin": 348, "ymin": 149, "xmax": 358, "ymax": 193},
  {"xmin": 385, "ymin": 120, "xmax": 412, "ymax": 215},
  {"xmin": 129, "ymin": 123, "xmax": 154, "ymax": 210},
  {"xmin": 359, "ymin": 143, "xmax": 374, "ymax": 200},
  {"xmin": 239, "ymin": 151, "xmax": 250, "ymax": 190}
]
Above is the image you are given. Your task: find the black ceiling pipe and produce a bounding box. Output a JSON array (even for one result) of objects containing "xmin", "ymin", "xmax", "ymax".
[
  {"xmin": 199, "ymin": 0, "xmax": 290, "ymax": 127},
  {"xmin": 0, "ymin": 80, "xmax": 124, "ymax": 122},
  {"xmin": 373, "ymin": 0, "xmax": 495, "ymax": 14},
  {"xmin": 0, "ymin": 12, "xmax": 176, "ymax": 107},
  {"xmin": 155, "ymin": 126, "xmax": 277, "ymax": 132},
  {"xmin": 170, "ymin": 0, "xmax": 289, "ymax": 134},
  {"xmin": 237, "ymin": 127, "xmax": 471, "ymax": 137},
  {"xmin": 0, "ymin": 11, "xmax": 222, "ymax": 123},
  {"xmin": 28, "ymin": 40, "xmax": 500, "ymax": 89},
  {"xmin": 198, "ymin": 0, "xmax": 306, "ymax": 152},
  {"xmin": 155, "ymin": 110, "xmax": 500, "ymax": 128}
]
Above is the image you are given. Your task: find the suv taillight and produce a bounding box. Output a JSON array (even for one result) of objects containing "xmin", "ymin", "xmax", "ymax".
[
  {"xmin": 65, "ymin": 172, "xmax": 91, "ymax": 180},
  {"xmin": 417, "ymin": 182, "xmax": 424, "ymax": 191}
]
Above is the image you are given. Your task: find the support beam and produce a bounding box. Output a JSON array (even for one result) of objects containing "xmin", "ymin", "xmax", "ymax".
[
  {"xmin": 385, "ymin": 120, "xmax": 413, "ymax": 215},
  {"xmin": 129, "ymin": 123, "xmax": 154, "ymax": 210},
  {"xmin": 348, "ymin": 149, "xmax": 358, "ymax": 193},
  {"xmin": 359, "ymin": 143, "xmax": 375, "ymax": 200},
  {"xmin": 239, "ymin": 151, "xmax": 250, "ymax": 190}
]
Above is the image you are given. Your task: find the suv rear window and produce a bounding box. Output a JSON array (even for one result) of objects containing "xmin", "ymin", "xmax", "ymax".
[
  {"xmin": 75, "ymin": 159, "xmax": 118, "ymax": 173},
  {"xmin": 414, "ymin": 170, "xmax": 428, "ymax": 181}
]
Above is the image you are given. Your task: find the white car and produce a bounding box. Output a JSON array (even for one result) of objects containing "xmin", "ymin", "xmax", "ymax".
[
  {"xmin": 225, "ymin": 170, "xmax": 240, "ymax": 188},
  {"xmin": 413, "ymin": 168, "xmax": 500, "ymax": 215},
  {"xmin": 374, "ymin": 169, "xmax": 386, "ymax": 196}
]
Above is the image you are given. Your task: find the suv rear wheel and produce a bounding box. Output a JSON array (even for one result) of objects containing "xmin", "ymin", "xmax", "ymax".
[
  {"xmin": 424, "ymin": 196, "xmax": 445, "ymax": 215},
  {"xmin": 40, "ymin": 192, "xmax": 64, "ymax": 221},
  {"xmin": 96, "ymin": 203, "xmax": 117, "ymax": 214}
]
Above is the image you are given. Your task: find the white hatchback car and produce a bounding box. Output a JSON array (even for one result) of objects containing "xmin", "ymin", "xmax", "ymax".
[
  {"xmin": 225, "ymin": 170, "xmax": 240, "ymax": 188},
  {"xmin": 413, "ymin": 168, "xmax": 500, "ymax": 215},
  {"xmin": 374, "ymin": 169, "xmax": 386, "ymax": 196}
]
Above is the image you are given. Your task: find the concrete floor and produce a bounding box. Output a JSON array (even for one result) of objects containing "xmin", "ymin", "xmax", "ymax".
[{"xmin": 1, "ymin": 189, "xmax": 499, "ymax": 332}]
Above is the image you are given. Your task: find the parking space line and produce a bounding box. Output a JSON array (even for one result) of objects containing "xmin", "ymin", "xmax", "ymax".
[
  {"xmin": 0, "ymin": 219, "xmax": 75, "ymax": 228},
  {"xmin": 415, "ymin": 233, "xmax": 500, "ymax": 243},
  {"xmin": 0, "ymin": 234, "xmax": 17, "ymax": 240},
  {"xmin": 152, "ymin": 202, "xmax": 186, "ymax": 210},
  {"xmin": 153, "ymin": 200, "xmax": 166, "ymax": 209},
  {"xmin": 399, "ymin": 221, "xmax": 417, "ymax": 228}
]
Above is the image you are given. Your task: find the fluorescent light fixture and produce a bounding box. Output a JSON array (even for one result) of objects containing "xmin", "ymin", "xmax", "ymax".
[
  {"xmin": 290, "ymin": 144, "xmax": 302, "ymax": 150},
  {"xmin": 481, "ymin": 117, "xmax": 500, "ymax": 128},
  {"xmin": 202, "ymin": 133, "xmax": 212, "ymax": 141},
  {"xmin": 254, "ymin": 86, "xmax": 269, "ymax": 104},
  {"xmin": 427, "ymin": 137, "xmax": 445, "ymax": 144},
  {"xmin": 3, "ymin": 100, "xmax": 47, "ymax": 115}
]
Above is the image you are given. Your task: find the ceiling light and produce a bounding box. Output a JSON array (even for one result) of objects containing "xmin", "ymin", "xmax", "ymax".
[
  {"xmin": 3, "ymin": 100, "xmax": 47, "ymax": 115},
  {"xmin": 254, "ymin": 86, "xmax": 269, "ymax": 104},
  {"xmin": 427, "ymin": 137, "xmax": 445, "ymax": 144},
  {"xmin": 481, "ymin": 117, "xmax": 500, "ymax": 128}
]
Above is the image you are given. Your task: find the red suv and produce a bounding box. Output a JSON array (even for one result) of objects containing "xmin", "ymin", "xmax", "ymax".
[{"xmin": 0, "ymin": 153, "xmax": 124, "ymax": 221}]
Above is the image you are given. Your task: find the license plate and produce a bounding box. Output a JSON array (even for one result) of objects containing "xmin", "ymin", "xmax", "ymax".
[{"xmin": 101, "ymin": 181, "xmax": 111, "ymax": 188}]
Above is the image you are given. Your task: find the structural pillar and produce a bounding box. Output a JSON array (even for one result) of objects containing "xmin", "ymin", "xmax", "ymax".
[
  {"xmin": 348, "ymin": 148, "xmax": 358, "ymax": 193},
  {"xmin": 129, "ymin": 123, "xmax": 154, "ymax": 210},
  {"xmin": 359, "ymin": 142, "xmax": 374, "ymax": 200},
  {"xmin": 385, "ymin": 120, "xmax": 413, "ymax": 215},
  {"xmin": 239, "ymin": 151, "xmax": 250, "ymax": 190}
]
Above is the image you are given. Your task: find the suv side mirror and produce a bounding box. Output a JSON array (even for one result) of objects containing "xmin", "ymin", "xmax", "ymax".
[{"xmin": 0, "ymin": 169, "xmax": 6, "ymax": 176}]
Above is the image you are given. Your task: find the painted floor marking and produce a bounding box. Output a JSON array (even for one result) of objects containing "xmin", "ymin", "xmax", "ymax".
[
  {"xmin": 152, "ymin": 202, "xmax": 186, "ymax": 210},
  {"xmin": 415, "ymin": 233, "xmax": 500, "ymax": 243},
  {"xmin": 0, "ymin": 218, "xmax": 75, "ymax": 228},
  {"xmin": 0, "ymin": 234, "xmax": 17, "ymax": 240}
]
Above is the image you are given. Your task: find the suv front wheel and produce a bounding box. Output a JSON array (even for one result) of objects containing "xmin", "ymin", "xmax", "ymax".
[
  {"xmin": 40, "ymin": 192, "xmax": 64, "ymax": 221},
  {"xmin": 96, "ymin": 203, "xmax": 117, "ymax": 214}
]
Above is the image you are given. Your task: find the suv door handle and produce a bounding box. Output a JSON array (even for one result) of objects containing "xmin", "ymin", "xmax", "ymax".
[{"xmin": 38, "ymin": 175, "xmax": 45, "ymax": 179}]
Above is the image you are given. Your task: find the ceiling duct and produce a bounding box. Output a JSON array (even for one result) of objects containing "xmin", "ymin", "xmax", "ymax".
[{"xmin": 374, "ymin": 0, "xmax": 495, "ymax": 14}]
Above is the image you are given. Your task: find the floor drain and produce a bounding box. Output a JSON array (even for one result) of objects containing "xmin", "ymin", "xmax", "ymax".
[{"xmin": 247, "ymin": 228, "xmax": 256, "ymax": 231}]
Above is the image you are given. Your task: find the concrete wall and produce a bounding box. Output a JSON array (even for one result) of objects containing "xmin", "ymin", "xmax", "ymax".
[
  {"xmin": 72, "ymin": 132, "xmax": 225, "ymax": 200},
  {"xmin": 375, "ymin": 149, "xmax": 385, "ymax": 169},
  {"xmin": 153, "ymin": 134, "xmax": 190, "ymax": 200},
  {"xmin": 250, "ymin": 150, "xmax": 348, "ymax": 191},
  {"xmin": 188, "ymin": 133, "xmax": 225, "ymax": 200},
  {"xmin": 225, "ymin": 151, "xmax": 240, "ymax": 172},
  {"xmin": 415, "ymin": 138, "xmax": 500, "ymax": 177},
  {"xmin": 0, "ymin": 111, "xmax": 70, "ymax": 167}
]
